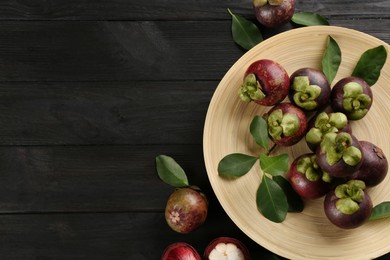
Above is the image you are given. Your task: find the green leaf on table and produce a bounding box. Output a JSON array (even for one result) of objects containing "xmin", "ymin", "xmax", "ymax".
[
  {"xmin": 260, "ymin": 153, "xmax": 289, "ymax": 176},
  {"xmin": 218, "ymin": 153, "xmax": 258, "ymax": 177},
  {"xmin": 250, "ymin": 115, "xmax": 269, "ymax": 150},
  {"xmin": 352, "ymin": 45, "xmax": 387, "ymax": 86},
  {"xmin": 370, "ymin": 201, "xmax": 390, "ymax": 220},
  {"xmin": 322, "ymin": 35, "xmax": 341, "ymax": 84},
  {"xmin": 273, "ymin": 175, "xmax": 304, "ymax": 212},
  {"xmin": 227, "ymin": 8, "xmax": 263, "ymax": 51},
  {"xmin": 156, "ymin": 155, "xmax": 189, "ymax": 187},
  {"xmin": 291, "ymin": 12, "xmax": 329, "ymax": 26},
  {"xmin": 256, "ymin": 175, "xmax": 288, "ymax": 223}
]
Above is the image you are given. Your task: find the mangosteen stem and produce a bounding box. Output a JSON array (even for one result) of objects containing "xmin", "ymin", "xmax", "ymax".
[
  {"xmin": 335, "ymin": 180, "xmax": 366, "ymax": 214},
  {"xmin": 267, "ymin": 109, "xmax": 299, "ymax": 140},
  {"xmin": 252, "ymin": 0, "xmax": 267, "ymax": 7},
  {"xmin": 238, "ymin": 74, "xmax": 266, "ymax": 103},
  {"xmin": 268, "ymin": 0, "xmax": 283, "ymax": 5},
  {"xmin": 342, "ymin": 82, "xmax": 372, "ymax": 120},
  {"xmin": 306, "ymin": 112, "xmax": 349, "ymax": 146},
  {"xmin": 292, "ymin": 76, "xmax": 321, "ymax": 110}
]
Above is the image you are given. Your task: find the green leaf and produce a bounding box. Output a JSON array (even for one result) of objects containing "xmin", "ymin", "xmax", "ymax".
[
  {"xmin": 256, "ymin": 175, "xmax": 288, "ymax": 223},
  {"xmin": 218, "ymin": 153, "xmax": 258, "ymax": 177},
  {"xmin": 156, "ymin": 155, "xmax": 189, "ymax": 187},
  {"xmin": 260, "ymin": 153, "xmax": 289, "ymax": 176},
  {"xmin": 228, "ymin": 8, "xmax": 263, "ymax": 51},
  {"xmin": 352, "ymin": 45, "xmax": 387, "ymax": 86},
  {"xmin": 370, "ymin": 201, "xmax": 390, "ymax": 220},
  {"xmin": 322, "ymin": 35, "xmax": 341, "ymax": 84},
  {"xmin": 273, "ymin": 176, "xmax": 304, "ymax": 212},
  {"xmin": 291, "ymin": 12, "xmax": 329, "ymax": 26},
  {"xmin": 250, "ymin": 115, "xmax": 269, "ymax": 150}
]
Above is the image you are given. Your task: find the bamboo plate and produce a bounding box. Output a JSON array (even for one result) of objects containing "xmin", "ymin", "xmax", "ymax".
[{"xmin": 203, "ymin": 26, "xmax": 390, "ymax": 260}]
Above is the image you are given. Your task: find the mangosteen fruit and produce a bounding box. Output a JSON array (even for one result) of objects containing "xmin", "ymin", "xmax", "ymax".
[
  {"xmin": 165, "ymin": 187, "xmax": 208, "ymax": 234},
  {"xmin": 265, "ymin": 102, "xmax": 308, "ymax": 146},
  {"xmin": 324, "ymin": 180, "xmax": 373, "ymax": 229},
  {"xmin": 349, "ymin": 140, "xmax": 388, "ymax": 187},
  {"xmin": 289, "ymin": 68, "xmax": 331, "ymax": 111},
  {"xmin": 316, "ymin": 132, "xmax": 363, "ymax": 178},
  {"xmin": 331, "ymin": 76, "xmax": 373, "ymax": 120},
  {"xmin": 203, "ymin": 237, "xmax": 250, "ymax": 260},
  {"xmin": 253, "ymin": 0, "xmax": 295, "ymax": 28},
  {"xmin": 161, "ymin": 242, "xmax": 201, "ymax": 260},
  {"xmin": 305, "ymin": 111, "xmax": 350, "ymax": 152},
  {"xmin": 239, "ymin": 59, "xmax": 290, "ymax": 106},
  {"xmin": 287, "ymin": 153, "xmax": 332, "ymax": 199}
]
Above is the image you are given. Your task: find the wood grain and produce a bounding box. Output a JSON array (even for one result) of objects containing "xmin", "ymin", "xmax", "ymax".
[
  {"xmin": 0, "ymin": 81, "xmax": 213, "ymax": 145},
  {"xmin": 0, "ymin": 212, "xmax": 270, "ymax": 259},
  {"xmin": 0, "ymin": 0, "xmax": 388, "ymax": 259},
  {"xmin": 0, "ymin": 0, "xmax": 387, "ymax": 20},
  {"xmin": 0, "ymin": 145, "xmax": 217, "ymax": 213},
  {"xmin": 0, "ymin": 20, "xmax": 388, "ymax": 82}
]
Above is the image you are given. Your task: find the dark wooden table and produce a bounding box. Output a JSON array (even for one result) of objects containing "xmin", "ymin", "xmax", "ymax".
[{"xmin": 0, "ymin": 1, "xmax": 389, "ymax": 259}]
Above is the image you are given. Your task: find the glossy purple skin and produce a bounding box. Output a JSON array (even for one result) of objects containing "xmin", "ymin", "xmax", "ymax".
[
  {"xmin": 165, "ymin": 188, "xmax": 208, "ymax": 234},
  {"xmin": 331, "ymin": 77, "xmax": 373, "ymax": 120},
  {"xmin": 161, "ymin": 242, "xmax": 201, "ymax": 260},
  {"xmin": 287, "ymin": 153, "xmax": 331, "ymax": 199},
  {"xmin": 245, "ymin": 59, "xmax": 290, "ymax": 106},
  {"xmin": 316, "ymin": 133, "xmax": 363, "ymax": 178},
  {"xmin": 324, "ymin": 189, "xmax": 373, "ymax": 229},
  {"xmin": 253, "ymin": 0, "xmax": 295, "ymax": 28},
  {"xmin": 289, "ymin": 68, "xmax": 331, "ymax": 111},
  {"xmin": 203, "ymin": 237, "xmax": 251, "ymax": 260},
  {"xmin": 349, "ymin": 141, "xmax": 388, "ymax": 187},
  {"xmin": 267, "ymin": 102, "xmax": 308, "ymax": 146}
]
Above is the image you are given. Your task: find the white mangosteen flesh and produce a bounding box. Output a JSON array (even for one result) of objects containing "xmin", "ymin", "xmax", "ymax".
[{"xmin": 208, "ymin": 243, "xmax": 245, "ymax": 260}]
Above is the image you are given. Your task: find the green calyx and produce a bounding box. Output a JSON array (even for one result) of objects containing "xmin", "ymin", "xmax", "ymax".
[
  {"xmin": 297, "ymin": 155, "xmax": 331, "ymax": 182},
  {"xmin": 253, "ymin": 0, "xmax": 282, "ymax": 7},
  {"xmin": 267, "ymin": 109, "xmax": 299, "ymax": 140},
  {"xmin": 305, "ymin": 112, "xmax": 348, "ymax": 145},
  {"xmin": 238, "ymin": 73, "xmax": 266, "ymax": 102},
  {"xmin": 320, "ymin": 132, "xmax": 362, "ymax": 166},
  {"xmin": 335, "ymin": 180, "xmax": 366, "ymax": 214},
  {"xmin": 292, "ymin": 76, "xmax": 321, "ymax": 110},
  {"xmin": 342, "ymin": 82, "xmax": 372, "ymax": 120}
]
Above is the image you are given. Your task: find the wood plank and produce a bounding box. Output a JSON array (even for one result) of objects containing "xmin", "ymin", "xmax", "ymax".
[
  {"xmin": 0, "ymin": 0, "xmax": 387, "ymax": 20},
  {"xmin": 0, "ymin": 212, "xmax": 279, "ymax": 259},
  {"xmin": 0, "ymin": 21, "xmax": 241, "ymax": 81},
  {"xmin": 0, "ymin": 145, "xmax": 219, "ymax": 213},
  {"xmin": 0, "ymin": 81, "xmax": 213, "ymax": 145},
  {"xmin": 0, "ymin": 20, "xmax": 388, "ymax": 82}
]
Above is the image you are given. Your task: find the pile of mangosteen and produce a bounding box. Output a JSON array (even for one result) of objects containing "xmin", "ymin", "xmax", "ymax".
[{"xmin": 239, "ymin": 58, "xmax": 388, "ymax": 229}]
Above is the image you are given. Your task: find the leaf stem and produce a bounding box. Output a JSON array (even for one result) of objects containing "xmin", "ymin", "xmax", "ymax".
[{"xmin": 267, "ymin": 143, "xmax": 278, "ymax": 155}]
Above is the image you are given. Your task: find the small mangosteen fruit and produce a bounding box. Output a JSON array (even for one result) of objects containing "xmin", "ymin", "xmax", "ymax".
[
  {"xmin": 287, "ymin": 153, "xmax": 332, "ymax": 199},
  {"xmin": 161, "ymin": 242, "xmax": 201, "ymax": 260},
  {"xmin": 165, "ymin": 187, "xmax": 208, "ymax": 234},
  {"xmin": 349, "ymin": 140, "xmax": 388, "ymax": 187},
  {"xmin": 316, "ymin": 132, "xmax": 363, "ymax": 178},
  {"xmin": 203, "ymin": 237, "xmax": 250, "ymax": 260},
  {"xmin": 239, "ymin": 59, "xmax": 290, "ymax": 106},
  {"xmin": 253, "ymin": 0, "xmax": 295, "ymax": 28},
  {"xmin": 305, "ymin": 111, "xmax": 350, "ymax": 152},
  {"xmin": 331, "ymin": 76, "xmax": 373, "ymax": 120},
  {"xmin": 265, "ymin": 102, "xmax": 308, "ymax": 146},
  {"xmin": 289, "ymin": 68, "xmax": 331, "ymax": 111},
  {"xmin": 324, "ymin": 180, "xmax": 373, "ymax": 229}
]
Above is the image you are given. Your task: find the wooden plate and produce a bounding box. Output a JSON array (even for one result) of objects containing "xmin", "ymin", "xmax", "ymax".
[{"xmin": 203, "ymin": 26, "xmax": 390, "ymax": 260}]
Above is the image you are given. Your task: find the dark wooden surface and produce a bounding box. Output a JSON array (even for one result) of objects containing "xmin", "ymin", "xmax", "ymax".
[{"xmin": 0, "ymin": 1, "xmax": 389, "ymax": 259}]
